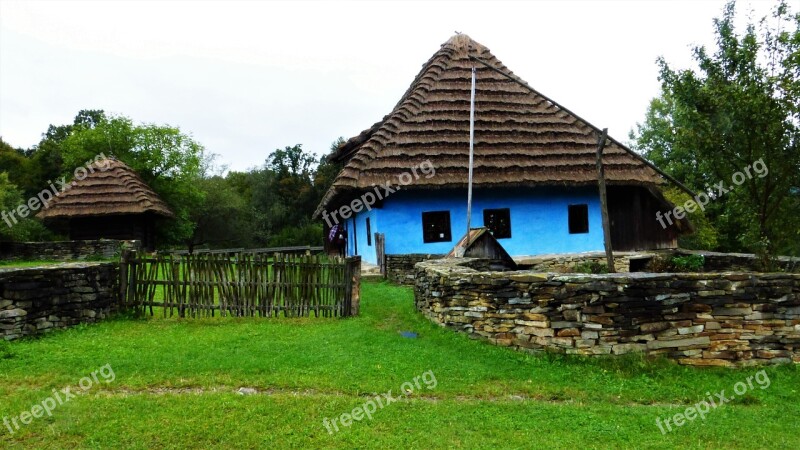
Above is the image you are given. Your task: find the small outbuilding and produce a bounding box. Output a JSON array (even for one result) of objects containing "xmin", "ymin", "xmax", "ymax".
[
  {"xmin": 37, "ymin": 159, "xmax": 173, "ymax": 250},
  {"xmin": 447, "ymin": 227, "xmax": 517, "ymax": 270}
]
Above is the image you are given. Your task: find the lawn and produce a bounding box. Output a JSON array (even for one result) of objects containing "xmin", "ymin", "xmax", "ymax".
[
  {"xmin": 0, "ymin": 261, "xmax": 62, "ymax": 269},
  {"xmin": 1, "ymin": 280, "xmax": 798, "ymax": 449}
]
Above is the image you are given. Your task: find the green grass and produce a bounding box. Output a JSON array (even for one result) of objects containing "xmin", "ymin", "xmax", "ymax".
[
  {"xmin": 1, "ymin": 281, "xmax": 798, "ymax": 449},
  {"xmin": 0, "ymin": 258, "xmax": 116, "ymax": 269},
  {"xmin": 0, "ymin": 260, "xmax": 62, "ymax": 268}
]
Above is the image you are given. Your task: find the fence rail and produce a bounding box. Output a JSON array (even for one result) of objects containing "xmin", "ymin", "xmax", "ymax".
[{"xmin": 120, "ymin": 250, "xmax": 360, "ymax": 318}]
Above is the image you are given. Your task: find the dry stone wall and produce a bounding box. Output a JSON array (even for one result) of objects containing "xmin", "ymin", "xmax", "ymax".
[
  {"xmin": 1, "ymin": 263, "xmax": 119, "ymax": 340},
  {"xmin": 414, "ymin": 258, "xmax": 800, "ymax": 367},
  {"xmin": 0, "ymin": 239, "xmax": 136, "ymax": 262},
  {"xmin": 386, "ymin": 254, "xmax": 444, "ymax": 284}
]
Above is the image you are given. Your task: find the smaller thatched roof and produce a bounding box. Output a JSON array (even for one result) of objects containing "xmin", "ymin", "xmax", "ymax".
[{"xmin": 37, "ymin": 159, "xmax": 174, "ymax": 220}]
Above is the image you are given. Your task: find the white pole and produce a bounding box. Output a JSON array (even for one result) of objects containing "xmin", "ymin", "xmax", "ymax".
[
  {"xmin": 464, "ymin": 67, "xmax": 475, "ymax": 249},
  {"xmin": 465, "ymin": 67, "xmax": 476, "ymax": 250}
]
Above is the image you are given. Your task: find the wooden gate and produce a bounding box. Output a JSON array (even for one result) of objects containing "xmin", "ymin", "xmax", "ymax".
[{"xmin": 120, "ymin": 249, "xmax": 361, "ymax": 318}]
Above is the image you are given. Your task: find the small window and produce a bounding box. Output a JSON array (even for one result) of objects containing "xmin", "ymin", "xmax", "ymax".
[
  {"xmin": 483, "ymin": 208, "xmax": 511, "ymax": 239},
  {"xmin": 422, "ymin": 211, "xmax": 451, "ymax": 243},
  {"xmin": 568, "ymin": 204, "xmax": 589, "ymax": 234},
  {"xmin": 366, "ymin": 218, "xmax": 372, "ymax": 246}
]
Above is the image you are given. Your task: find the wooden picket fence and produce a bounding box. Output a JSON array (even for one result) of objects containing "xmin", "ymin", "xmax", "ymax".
[{"xmin": 120, "ymin": 249, "xmax": 361, "ymax": 318}]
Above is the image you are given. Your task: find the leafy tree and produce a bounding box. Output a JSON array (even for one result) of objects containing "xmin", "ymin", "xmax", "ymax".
[
  {"xmin": 186, "ymin": 176, "xmax": 254, "ymax": 251},
  {"xmin": 0, "ymin": 138, "xmax": 37, "ymax": 196},
  {"xmin": 632, "ymin": 0, "xmax": 800, "ymax": 255},
  {"xmin": 0, "ymin": 173, "xmax": 56, "ymax": 243},
  {"xmin": 58, "ymin": 113, "xmax": 208, "ymax": 246}
]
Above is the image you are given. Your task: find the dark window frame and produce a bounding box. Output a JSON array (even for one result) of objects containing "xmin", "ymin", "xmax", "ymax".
[
  {"xmin": 568, "ymin": 204, "xmax": 589, "ymax": 234},
  {"xmin": 422, "ymin": 211, "xmax": 452, "ymax": 243},
  {"xmin": 482, "ymin": 208, "xmax": 512, "ymax": 239},
  {"xmin": 366, "ymin": 217, "xmax": 372, "ymax": 246}
]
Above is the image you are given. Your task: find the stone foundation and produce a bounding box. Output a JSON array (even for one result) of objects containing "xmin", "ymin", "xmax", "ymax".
[
  {"xmin": 414, "ymin": 258, "xmax": 800, "ymax": 367},
  {"xmin": 1, "ymin": 263, "xmax": 119, "ymax": 340}
]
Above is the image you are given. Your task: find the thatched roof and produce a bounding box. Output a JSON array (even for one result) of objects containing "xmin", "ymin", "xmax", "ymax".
[
  {"xmin": 37, "ymin": 159, "xmax": 174, "ymax": 219},
  {"xmin": 315, "ymin": 34, "xmax": 673, "ymax": 216}
]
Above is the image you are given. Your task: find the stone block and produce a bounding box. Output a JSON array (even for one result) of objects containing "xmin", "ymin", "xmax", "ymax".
[
  {"xmin": 557, "ymin": 328, "xmax": 580, "ymax": 337},
  {"xmin": 0, "ymin": 309, "xmax": 27, "ymax": 319},
  {"xmin": 647, "ymin": 336, "xmax": 710, "ymax": 350},
  {"xmin": 612, "ymin": 343, "xmax": 646, "ymax": 354},
  {"xmin": 640, "ymin": 322, "xmax": 670, "ymax": 333},
  {"xmin": 677, "ymin": 325, "xmax": 704, "ymax": 335}
]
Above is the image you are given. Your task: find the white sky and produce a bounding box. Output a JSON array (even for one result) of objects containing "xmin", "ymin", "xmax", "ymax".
[{"xmin": 0, "ymin": 0, "xmax": 781, "ymax": 172}]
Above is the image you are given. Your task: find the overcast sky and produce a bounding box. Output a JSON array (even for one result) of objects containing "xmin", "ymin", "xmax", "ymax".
[{"xmin": 0, "ymin": 0, "xmax": 779, "ymax": 172}]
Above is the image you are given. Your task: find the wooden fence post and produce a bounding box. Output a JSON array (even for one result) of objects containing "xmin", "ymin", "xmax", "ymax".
[
  {"xmin": 119, "ymin": 249, "xmax": 131, "ymax": 309},
  {"xmin": 348, "ymin": 256, "xmax": 361, "ymax": 316}
]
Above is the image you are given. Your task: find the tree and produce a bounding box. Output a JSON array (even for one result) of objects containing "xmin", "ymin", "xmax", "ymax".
[
  {"xmin": 632, "ymin": 0, "xmax": 800, "ymax": 255},
  {"xmin": 186, "ymin": 176, "xmax": 254, "ymax": 251},
  {"xmin": 0, "ymin": 173, "xmax": 56, "ymax": 243},
  {"xmin": 0, "ymin": 138, "xmax": 36, "ymax": 195},
  {"xmin": 58, "ymin": 112, "xmax": 209, "ymax": 246}
]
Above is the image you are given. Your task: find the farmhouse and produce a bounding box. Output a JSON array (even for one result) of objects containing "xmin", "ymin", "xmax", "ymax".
[
  {"xmin": 315, "ymin": 34, "xmax": 690, "ymax": 264},
  {"xmin": 37, "ymin": 159, "xmax": 173, "ymax": 250}
]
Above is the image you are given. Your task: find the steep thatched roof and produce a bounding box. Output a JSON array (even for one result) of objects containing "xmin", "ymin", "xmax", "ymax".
[
  {"xmin": 37, "ymin": 159, "xmax": 174, "ymax": 219},
  {"xmin": 315, "ymin": 34, "xmax": 674, "ymax": 216}
]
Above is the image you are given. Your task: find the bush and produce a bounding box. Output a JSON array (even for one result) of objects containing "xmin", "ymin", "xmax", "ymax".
[
  {"xmin": 670, "ymin": 254, "xmax": 705, "ymax": 272},
  {"xmin": 267, "ymin": 223, "xmax": 323, "ymax": 247},
  {"xmin": 647, "ymin": 254, "xmax": 705, "ymax": 273},
  {"xmin": 572, "ymin": 261, "xmax": 609, "ymax": 274}
]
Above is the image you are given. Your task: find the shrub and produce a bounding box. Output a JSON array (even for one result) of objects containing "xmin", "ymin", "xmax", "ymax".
[
  {"xmin": 670, "ymin": 254, "xmax": 705, "ymax": 272},
  {"xmin": 647, "ymin": 254, "xmax": 705, "ymax": 272},
  {"xmin": 572, "ymin": 261, "xmax": 609, "ymax": 274}
]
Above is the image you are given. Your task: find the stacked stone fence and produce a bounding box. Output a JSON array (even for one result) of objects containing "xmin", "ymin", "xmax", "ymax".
[
  {"xmin": 414, "ymin": 258, "xmax": 800, "ymax": 367},
  {"xmin": 0, "ymin": 239, "xmax": 137, "ymax": 262},
  {"xmin": 386, "ymin": 254, "xmax": 444, "ymax": 284},
  {"xmin": 515, "ymin": 252, "xmax": 634, "ymax": 273},
  {"xmin": 1, "ymin": 263, "xmax": 119, "ymax": 340},
  {"xmin": 386, "ymin": 250, "xmax": 799, "ymax": 283}
]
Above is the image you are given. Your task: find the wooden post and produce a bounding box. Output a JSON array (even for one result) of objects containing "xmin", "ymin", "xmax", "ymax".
[
  {"xmin": 595, "ymin": 128, "xmax": 615, "ymax": 273},
  {"xmin": 349, "ymin": 256, "xmax": 361, "ymax": 316},
  {"xmin": 119, "ymin": 249, "xmax": 131, "ymax": 308}
]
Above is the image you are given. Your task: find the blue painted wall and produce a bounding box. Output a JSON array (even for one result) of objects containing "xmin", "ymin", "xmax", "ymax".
[
  {"xmin": 346, "ymin": 187, "xmax": 604, "ymax": 264},
  {"xmin": 347, "ymin": 207, "xmax": 377, "ymax": 260}
]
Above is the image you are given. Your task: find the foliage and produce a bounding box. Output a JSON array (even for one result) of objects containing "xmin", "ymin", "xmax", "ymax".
[
  {"xmin": 186, "ymin": 176, "xmax": 255, "ymax": 250},
  {"xmin": 571, "ymin": 260, "xmax": 609, "ymax": 274},
  {"xmin": 267, "ymin": 222, "xmax": 323, "ymax": 247},
  {"xmin": 57, "ymin": 112, "xmax": 207, "ymax": 245},
  {"xmin": 631, "ymin": 1, "xmax": 800, "ymax": 256},
  {"xmin": 648, "ymin": 253, "xmax": 706, "ymax": 272},
  {"xmin": 670, "ymin": 254, "xmax": 706, "ymax": 272},
  {"xmin": 0, "ymin": 172, "xmax": 58, "ymax": 242},
  {"xmin": 2, "ymin": 112, "xmax": 342, "ymax": 249},
  {"xmin": 661, "ymin": 186, "xmax": 719, "ymax": 250},
  {"xmin": 0, "ymin": 138, "xmax": 37, "ymax": 196}
]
